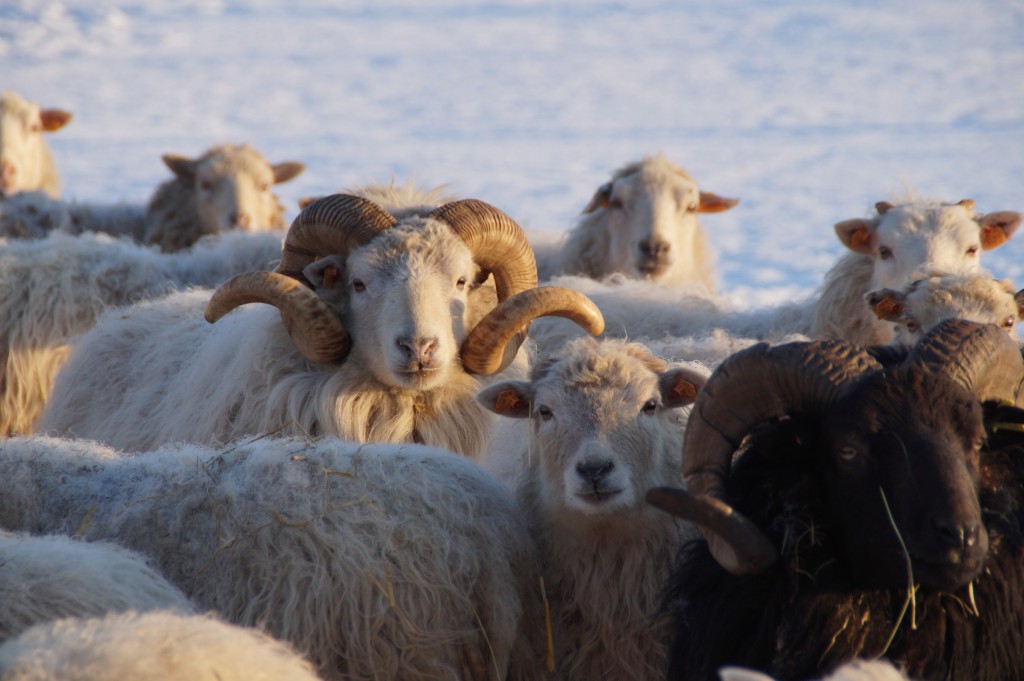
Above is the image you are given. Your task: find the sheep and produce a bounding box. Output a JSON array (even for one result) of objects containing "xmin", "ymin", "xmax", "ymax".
[
  {"xmin": 646, "ymin": 319, "xmax": 1024, "ymax": 680},
  {"xmin": 0, "ymin": 91, "xmax": 72, "ymax": 198},
  {"xmin": 0, "ymin": 610, "xmax": 323, "ymax": 681},
  {"xmin": 0, "ymin": 229, "xmax": 285, "ymax": 437},
  {"xmin": 536, "ymin": 154, "xmax": 739, "ymax": 290},
  {"xmin": 0, "ymin": 531, "xmax": 194, "ymax": 642},
  {"xmin": 719, "ymin": 660, "xmax": 909, "ymax": 681},
  {"xmin": 0, "ymin": 435, "xmax": 546, "ymax": 681},
  {"xmin": 477, "ymin": 338, "xmax": 707, "ymax": 681},
  {"xmin": 811, "ymin": 198, "xmax": 1021, "ymax": 344},
  {"xmin": 0, "ymin": 190, "xmax": 148, "ymax": 241},
  {"xmin": 37, "ymin": 186, "xmax": 605, "ymax": 457},
  {"xmin": 864, "ymin": 272, "xmax": 1023, "ymax": 346},
  {"xmin": 142, "ymin": 143, "xmax": 305, "ymax": 252}
]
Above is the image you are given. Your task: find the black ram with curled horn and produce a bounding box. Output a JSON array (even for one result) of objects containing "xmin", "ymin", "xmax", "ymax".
[{"xmin": 647, "ymin": 319, "xmax": 1024, "ymax": 681}]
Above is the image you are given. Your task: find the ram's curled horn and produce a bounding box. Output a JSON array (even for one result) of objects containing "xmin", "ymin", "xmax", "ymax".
[
  {"xmin": 908, "ymin": 318, "xmax": 1024, "ymax": 405},
  {"xmin": 277, "ymin": 194, "xmax": 398, "ymax": 281},
  {"xmin": 668, "ymin": 340, "xmax": 882, "ymax": 576},
  {"xmin": 461, "ymin": 287, "xmax": 606, "ymax": 376},
  {"xmin": 205, "ymin": 271, "xmax": 350, "ymax": 365}
]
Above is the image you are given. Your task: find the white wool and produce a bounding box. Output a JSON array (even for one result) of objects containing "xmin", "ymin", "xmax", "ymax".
[
  {"xmin": 0, "ymin": 610, "xmax": 322, "ymax": 681},
  {"xmin": 0, "ymin": 532, "xmax": 194, "ymax": 642},
  {"xmin": 0, "ymin": 436, "xmax": 544, "ymax": 681},
  {"xmin": 719, "ymin": 659, "xmax": 910, "ymax": 681}
]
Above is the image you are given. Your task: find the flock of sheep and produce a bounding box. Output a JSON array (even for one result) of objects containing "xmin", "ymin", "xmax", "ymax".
[{"xmin": 1, "ymin": 88, "xmax": 1024, "ymax": 681}]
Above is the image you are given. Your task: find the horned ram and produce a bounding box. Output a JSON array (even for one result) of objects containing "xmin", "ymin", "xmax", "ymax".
[
  {"xmin": 37, "ymin": 189, "xmax": 604, "ymax": 457},
  {"xmin": 647, "ymin": 319, "xmax": 1024, "ymax": 681}
]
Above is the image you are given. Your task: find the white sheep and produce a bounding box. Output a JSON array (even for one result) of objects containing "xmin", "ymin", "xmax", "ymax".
[
  {"xmin": 864, "ymin": 272, "xmax": 1023, "ymax": 346},
  {"xmin": 0, "ymin": 229, "xmax": 284, "ymax": 436},
  {"xmin": 0, "ymin": 190, "xmax": 148, "ymax": 241},
  {"xmin": 0, "ymin": 610, "xmax": 323, "ymax": 681},
  {"xmin": 0, "ymin": 532, "xmax": 194, "ymax": 642},
  {"xmin": 477, "ymin": 338, "xmax": 706, "ymax": 681},
  {"xmin": 0, "ymin": 91, "xmax": 72, "ymax": 198},
  {"xmin": 0, "ymin": 435, "xmax": 546, "ymax": 681},
  {"xmin": 142, "ymin": 143, "xmax": 305, "ymax": 252},
  {"xmin": 536, "ymin": 154, "xmax": 739, "ymax": 291},
  {"xmin": 719, "ymin": 660, "xmax": 909, "ymax": 681},
  {"xmin": 811, "ymin": 197, "xmax": 1021, "ymax": 344},
  {"xmin": 37, "ymin": 186, "xmax": 604, "ymax": 457}
]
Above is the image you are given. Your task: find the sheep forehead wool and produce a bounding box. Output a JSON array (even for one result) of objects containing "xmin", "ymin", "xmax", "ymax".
[
  {"xmin": 350, "ymin": 219, "xmax": 478, "ymax": 280},
  {"xmin": 0, "ymin": 610, "xmax": 322, "ymax": 681},
  {"xmin": 346, "ymin": 179, "xmax": 457, "ymax": 218}
]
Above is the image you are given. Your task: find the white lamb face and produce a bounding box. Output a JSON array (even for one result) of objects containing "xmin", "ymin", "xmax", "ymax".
[
  {"xmin": 342, "ymin": 221, "xmax": 480, "ymax": 391},
  {"xmin": 0, "ymin": 91, "xmax": 71, "ymax": 196},
  {"xmin": 836, "ymin": 200, "xmax": 1021, "ymax": 290}
]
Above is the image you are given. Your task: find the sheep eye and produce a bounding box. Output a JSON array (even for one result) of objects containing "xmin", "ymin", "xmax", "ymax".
[
  {"xmin": 258, "ymin": 182, "xmax": 270, "ymax": 192},
  {"xmin": 686, "ymin": 202, "xmax": 698, "ymax": 212},
  {"xmin": 29, "ymin": 123, "xmax": 41, "ymax": 132},
  {"xmin": 642, "ymin": 398, "xmax": 658, "ymax": 415},
  {"xmin": 607, "ymin": 198, "xmax": 624, "ymax": 211},
  {"xmin": 878, "ymin": 246, "xmax": 893, "ymax": 260},
  {"xmin": 199, "ymin": 180, "xmax": 214, "ymax": 192},
  {"xmin": 1002, "ymin": 316, "xmax": 1016, "ymax": 330},
  {"xmin": 537, "ymin": 405, "xmax": 553, "ymax": 421},
  {"xmin": 352, "ymin": 279, "xmax": 366, "ymax": 293},
  {"xmin": 966, "ymin": 245, "xmax": 979, "ymax": 256},
  {"xmin": 905, "ymin": 321, "xmax": 920, "ymax": 332},
  {"xmin": 838, "ymin": 446, "xmax": 858, "ymax": 461},
  {"xmin": 974, "ymin": 436, "xmax": 986, "ymax": 451},
  {"xmin": 456, "ymin": 276, "xmax": 467, "ymax": 291}
]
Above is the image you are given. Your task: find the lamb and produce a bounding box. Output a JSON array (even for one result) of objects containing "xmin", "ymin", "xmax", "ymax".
[
  {"xmin": 0, "ymin": 91, "xmax": 72, "ymax": 198},
  {"xmin": 0, "ymin": 229, "xmax": 284, "ymax": 436},
  {"xmin": 864, "ymin": 272, "xmax": 1023, "ymax": 346},
  {"xmin": 142, "ymin": 143, "xmax": 305, "ymax": 252},
  {"xmin": 647, "ymin": 319, "xmax": 1024, "ymax": 680},
  {"xmin": 0, "ymin": 531, "xmax": 194, "ymax": 642},
  {"xmin": 477, "ymin": 338, "xmax": 707, "ymax": 680},
  {"xmin": 0, "ymin": 435, "xmax": 546, "ymax": 681},
  {"xmin": 811, "ymin": 198, "xmax": 1021, "ymax": 344},
  {"xmin": 37, "ymin": 187, "xmax": 605, "ymax": 457},
  {"xmin": 536, "ymin": 154, "xmax": 739, "ymax": 290},
  {"xmin": 0, "ymin": 611, "xmax": 323, "ymax": 681}
]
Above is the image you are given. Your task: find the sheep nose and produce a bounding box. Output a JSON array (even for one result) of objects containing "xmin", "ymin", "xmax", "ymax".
[
  {"xmin": 932, "ymin": 518, "xmax": 981, "ymax": 552},
  {"xmin": 397, "ymin": 337, "xmax": 438, "ymax": 365},
  {"xmin": 1, "ymin": 160, "xmax": 15, "ymax": 185},
  {"xmin": 638, "ymin": 239, "xmax": 670, "ymax": 257},
  {"xmin": 230, "ymin": 212, "xmax": 252, "ymax": 229},
  {"xmin": 576, "ymin": 460, "xmax": 614, "ymax": 484}
]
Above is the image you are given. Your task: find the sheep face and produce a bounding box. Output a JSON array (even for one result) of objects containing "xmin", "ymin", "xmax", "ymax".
[
  {"xmin": 866, "ymin": 274, "xmax": 1022, "ymax": 345},
  {"xmin": 835, "ymin": 199, "xmax": 1021, "ymax": 291},
  {"xmin": 308, "ymin": 220, "xmax": 484, "ymax": 391},
  {"xmin": 582, "ymin": 155, "xmax": 737, "ymax": 286},
  {"xmin": 162, "ymin": 144, "xmax": 304, "ymax": 234},
  {"xmin": 0, "ymin": 91, "xmax": 71, "ymax": 197},
  {"xmin": 481, "ymin": 339, "xmax": 703, "ymax": 522}
]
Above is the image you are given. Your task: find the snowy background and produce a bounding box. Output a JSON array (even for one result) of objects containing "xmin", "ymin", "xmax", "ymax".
[{"xmin": 3, "ymin": 0, "xmax": 1023, "ymax": 306}]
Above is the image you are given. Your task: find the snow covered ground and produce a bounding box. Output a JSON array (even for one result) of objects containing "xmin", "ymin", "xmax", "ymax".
[{"xmin": 3, "ymin": 0, "xmax": 1023, "ymax": 306}]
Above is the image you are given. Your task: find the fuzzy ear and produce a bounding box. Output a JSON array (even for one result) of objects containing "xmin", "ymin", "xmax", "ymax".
[
  {"xmin": 864, "ymin": 289, "xmax": 905, "ymax": 321},
  {"xmin": 834, "ymin": 218, "xmax": 878, "ymax": 255},
  {"xmin": 161, "ymin": 154, "xmax": 198, "ymax": 182},
  {"xmin": 659, "ymin": 367, "xmax": 707, "ymax": 408},
  {"xmin": 477, "ymin": 382, "xmax": 532, "ymax": 418},
  {"xmin": 1015, "ymin": 289, "xmax": 1024, "ymax": 319},
  {"xmin": 39, "ymin": 108, "xmax": 72, "ymax": 132},
  {"xmin": 697, "ymin": 191, "xmax": 739, "ymax": 214},
  {"xmin": 272, "ymin": 162, "xmax": 305, "ymax": 185},
  {"xmin": 581, "ymin": 182, "xmax": 613, "ymax": 214},
  {"xmin": 302, "ymin": 255, "xmax": 347, "ymax": 290},
  {"xmin": 874, "ymin": 201, "xmax": 895, "ymax": 215},
  {"xmin": 978, "ymin": 211, "xmax": 1022, "ymax": 251}
]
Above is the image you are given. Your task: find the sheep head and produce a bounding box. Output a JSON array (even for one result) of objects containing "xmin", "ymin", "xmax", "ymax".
[
  {"xmin": 0, "ymin": 91, "xmax": 72, "ymax": 197},
  {"xmin": 834, "ymin": 198, "xmax": 1021, "ymax": 290},
  {"xmin": 160, "ymin": 143, "xmax": 305, "ymax": 235},
  {"xmin": 206, "ymin": 194, "xmax": 604, "ymax": 390},
  {"xmin": 648, "ymin": 319, "xmax": 1024, "ymax": 590},
  {"xmin": 479, "ymin": 338, "xmax": 705, "ymax": 523},
  {"xmin": 581, "ymin": 154, "xmax": 738, "ymax": 285}
]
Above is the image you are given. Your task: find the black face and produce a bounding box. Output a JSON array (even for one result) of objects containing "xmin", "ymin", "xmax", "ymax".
[{"xmin": 817, "ymin": 368, "xmax": 988, "ymax": 590}]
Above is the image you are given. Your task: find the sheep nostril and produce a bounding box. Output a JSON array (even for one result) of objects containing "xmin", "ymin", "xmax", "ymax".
[{"xmin": 576, "ymin": 461, "xmax": 614, "ymax": 484}]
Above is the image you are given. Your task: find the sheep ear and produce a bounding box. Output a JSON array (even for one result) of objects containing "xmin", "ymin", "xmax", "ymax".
[
  {"xmin": 864, "ymin": 289, "xmax": 905, "ymax": 321},
  {"xmin": 298, "ymin": 195, "xmax": 323, "ymax": 210},
  {"xmin": 272, "ymin": 162, "xmax": 305, "ymax": 185},
  {"xmin": 581, "ymin": 182, "xmax": 613, "ymax": 214},
  {"xmin": 1015, "ymin": 289, "xmax": 1024, "ymax": 319},
  {"xmin": 978, "ymin": 211, "xmax": 1022, "ymax": 251},
  {"xmin": 660, "ymin": 367, "xmax": 706, "ymax": 408},
  {"xmin": 302, "ymin": 255, "xmax": 347, "ymax": 290},
  {"xmin": 477, "ymin": 382, "xmax": 532, "ymax": 418},
  {"xmin": 834, "ymin": 218, "xmax": 878, "ymax": 255},
  {"xmin": 875, "ymin": 201, "xmax": 895, "ymax": 215},
  {"xmin": 697, "ymin": 191, "xmax": 739, "ymax": 214},
  {"xmin": 162, "ymin": 154, "xmax": 198, "ymax": 182},
  {"xmin": 39, "ymin": 108, "xmax": 72, "ymax": 132}
]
